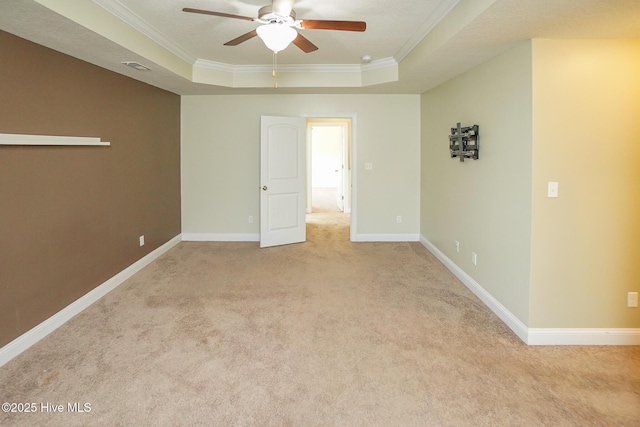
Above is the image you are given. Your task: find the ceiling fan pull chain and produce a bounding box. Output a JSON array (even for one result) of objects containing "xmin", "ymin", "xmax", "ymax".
[{"xmin": 273, "ymin": 51, "xmax": 278, "ymax": 89}]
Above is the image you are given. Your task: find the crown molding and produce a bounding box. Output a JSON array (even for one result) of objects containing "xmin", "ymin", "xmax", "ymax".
[
  {"xmin": 195, "ymin": 57, "xmax": 397, "ymax": 74},
  {"xmin": 394, "ymin": 0, "xmax": 460, "ymax": 62},
  {"xmin": 193, "ymin": 57, "xmax": 398, "ymax": 88},
  {"xmin": 194, "ymin": 59, "xmax": 238, "ymax": 73},
  {"xmin": 91, "ymin": 0, "xmax": 196, "ymax": 64},
  {"xmin": 361, "ymin": 57, "xmax": 398, "ymax": 71}
]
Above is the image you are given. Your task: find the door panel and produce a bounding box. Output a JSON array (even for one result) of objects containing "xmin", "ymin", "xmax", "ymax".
[
  {"xmin": 260, "ymin": 116, "xmax": 306, "ymax": 248},
  {"xmin": 267, "ymin": 193, "xmax": 301, "ymax": 230}
]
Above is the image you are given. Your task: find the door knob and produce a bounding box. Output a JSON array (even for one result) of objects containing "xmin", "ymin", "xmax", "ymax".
[{"xmin": 262, "ymin": 186, "xmax": 268, "ymax": 191}]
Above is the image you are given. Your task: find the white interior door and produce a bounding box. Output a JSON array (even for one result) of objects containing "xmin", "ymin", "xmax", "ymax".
[{"xmin": 260, "ymin": 116, "xmax": 306, "ymax": 248}]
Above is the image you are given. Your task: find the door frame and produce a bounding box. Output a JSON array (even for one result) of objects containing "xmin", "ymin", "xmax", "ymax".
[
  {"xmin": 306, "ymin": 120, "xmax": 350, "ymax": 214},
  {"xmin": 302, "ymin": 113, "xmax": 357, "ymax": 242}
]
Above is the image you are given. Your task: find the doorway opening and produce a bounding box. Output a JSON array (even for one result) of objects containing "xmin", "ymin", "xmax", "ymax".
[{"xmin": 305, "ymin": 118, "xmax": 352, "ymax": 241}]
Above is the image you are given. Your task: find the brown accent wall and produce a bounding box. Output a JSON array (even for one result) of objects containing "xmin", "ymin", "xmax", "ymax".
[{"xmin": 0, "ymin": 31, "xmax": 181, "ymax": 347}]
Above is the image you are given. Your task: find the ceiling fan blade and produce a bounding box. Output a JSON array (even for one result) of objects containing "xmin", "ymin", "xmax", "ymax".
[
  {"xmin": 224, "ymin": 30, "xmax": 258, "ymax": 46},
  {"xmin": 182, "ymin": 7, "xmax": 254, "ymax": 22},
  {"xmin": 299, "ymin": 20, "xmax": 366, "ymax": 32},
  {"xmin": 292, "ymin": 33, "xmax": 318, "ymax": 53}
]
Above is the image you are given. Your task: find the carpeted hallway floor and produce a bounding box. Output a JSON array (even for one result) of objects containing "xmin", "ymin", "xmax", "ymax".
[{"xmin": 1, "ymin": 190, "xmax": 639, "ymax": 426}]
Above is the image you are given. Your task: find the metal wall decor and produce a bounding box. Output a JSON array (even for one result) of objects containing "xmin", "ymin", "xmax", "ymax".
[{"xmin": 449, "ymin": 122, "xmax": 479, "ymax": 162}]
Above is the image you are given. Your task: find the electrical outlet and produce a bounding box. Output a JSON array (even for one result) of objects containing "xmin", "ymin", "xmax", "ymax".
[
  {"xmin": 248, "ymin": 216, "xmax": 254, "ymax": 224},
  {"xmin": 364, "ymin": 162, "xmax": 373, "ymax": 170},
  {"xmin": 455, "ymin": 240, "xmax": 460, "ymax": 253},
  {"xmin": 471, "ymin": 252, "xmax": 477, "ymax": 266},
  {"xmin": 628, "ymin": 292, "xmax": 638, "ymax": 308},
  {"xmin": 139, "ymin": 235, "xmax": 145, "ymax": 247},
  {"xmin": 396, "ymin": 215, "xmax": 402, "ymax": 224}
]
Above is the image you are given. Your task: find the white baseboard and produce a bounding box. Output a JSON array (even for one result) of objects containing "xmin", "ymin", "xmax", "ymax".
[
  {"xmin": 352, "ymin": 233, "xmax": 420, "ymax": 242},
  {"xmin": 419, "ymin": 235, "xmax": 529, "ymax": 343},
  {"xmin": 0, "ymin": 234, "xmax": 182, "ymax": 368},
  {"xmin": 419, "ymin": 235, "xmax": 640, "ymax": 346},
  {"xmin": 183, "ymin": 233, "xmax": 419, "ymax": 243},
  {"xmin": 182, "ymin": 233, "xmax": 260, "ymax": 242},
  {"xmin": 527, "ymin": 328, "xmax": 640, "ymax": 345}
]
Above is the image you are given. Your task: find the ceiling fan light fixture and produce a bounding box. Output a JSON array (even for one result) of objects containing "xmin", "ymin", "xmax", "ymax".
[{"xmin": 256, "ymin": 24, "xmax": 297, "ymax": 53}]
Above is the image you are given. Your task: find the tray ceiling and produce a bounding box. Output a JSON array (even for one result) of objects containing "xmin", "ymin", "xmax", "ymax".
[{"xmin": 1, "ymin": 0, "xmax": 639, "ymax": 94}]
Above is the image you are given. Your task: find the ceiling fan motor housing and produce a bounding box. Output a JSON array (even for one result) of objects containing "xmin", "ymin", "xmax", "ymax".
[{"xmin": 258, "ymin": 5, "xmax": 296, "ymax": 24}]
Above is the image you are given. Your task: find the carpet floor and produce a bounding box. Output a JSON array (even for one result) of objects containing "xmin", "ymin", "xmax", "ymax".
[{"xmin": 1, "ymin": 191, "xmax": 639, "ymax": 426}]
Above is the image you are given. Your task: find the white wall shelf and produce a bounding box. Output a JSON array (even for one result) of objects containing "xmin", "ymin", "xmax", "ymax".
[{"xmin": 0, "ymin": 133, "xmax": 110, "ymax": 146}]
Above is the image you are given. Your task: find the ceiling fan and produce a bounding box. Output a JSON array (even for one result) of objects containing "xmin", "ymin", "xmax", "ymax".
[{"xmin": 183, "ymin": 0, "xmax": 366, "ymax": 54}]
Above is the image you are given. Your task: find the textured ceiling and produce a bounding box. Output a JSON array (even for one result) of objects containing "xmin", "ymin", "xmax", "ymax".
[
  {"xmin": 1, "ymin": 0, "xmax": 639, "ymax": 95},
  {"xmin": 115, "ymin": 0, "xmax": 445, "ymax": 65}
]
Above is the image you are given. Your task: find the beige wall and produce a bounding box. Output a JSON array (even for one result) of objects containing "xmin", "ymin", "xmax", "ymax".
[
  {"xmin": 422, "ymin": 38, "xmax": 640, "ymax": 330},
  {"xmin": 0, "ymin": 31, "xmax": 181, "ymax": 347},
  {"xmin": 181, "ymin": 95, "xmax": 421, "ymax": 239},
  {"xmin": 420, "ymin": 42, "xmax": 534, "ymax": 324},
  {"xmin": 530, "ymin": 39, "xmax": 640, "ymax": 328}
]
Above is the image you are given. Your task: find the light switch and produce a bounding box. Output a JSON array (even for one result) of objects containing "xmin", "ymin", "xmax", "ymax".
[
  {"xmin": 364, "ymin": 162, "xmax": 373, "ymax": 170},
  {"xmin": 547, "ymin": 182, "xmax": 558, "ymax": 198}
]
